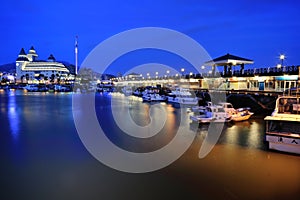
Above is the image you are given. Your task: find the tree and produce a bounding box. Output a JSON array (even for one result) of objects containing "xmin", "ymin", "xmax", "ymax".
[
  {"xmin": 25, "ymin": 74, "xmax": 29, "ymax": 81},
  {"xmin": 20, "ymin": 75, "xmax": 25, "ymax": 83},
  {"xmin": 50, "ymin": 74, "xmax": 55, "ymax": 83}
]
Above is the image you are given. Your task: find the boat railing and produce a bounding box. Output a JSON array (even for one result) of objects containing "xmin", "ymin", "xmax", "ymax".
[{"xmin": 275, "ymin": 96, "xmax": 300, "ymax": 114}]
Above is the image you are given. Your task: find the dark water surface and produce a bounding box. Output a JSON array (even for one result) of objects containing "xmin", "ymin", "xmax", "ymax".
[{"xmin": 0, "ymin": 90, "xmax": 299, "ymax": 200}]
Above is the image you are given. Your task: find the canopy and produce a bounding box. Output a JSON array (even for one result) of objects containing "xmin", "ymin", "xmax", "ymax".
[{"xmin": 205, "ymin": 53, "xmax": 254, "ymax": 66}]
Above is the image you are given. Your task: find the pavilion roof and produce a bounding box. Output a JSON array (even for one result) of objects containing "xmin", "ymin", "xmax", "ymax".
[{"xmin": 205, "ymin": 53, "xmax": 254, "ymax": 66}]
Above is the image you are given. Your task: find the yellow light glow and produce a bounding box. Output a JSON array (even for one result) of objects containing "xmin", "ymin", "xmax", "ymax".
[{"xmin": 277, "ymin": 64, "xmax": 281, "ymax": 68}]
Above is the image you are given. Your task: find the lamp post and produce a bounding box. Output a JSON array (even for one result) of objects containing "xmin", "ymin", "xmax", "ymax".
[
  {"xmin": 181, "ymin": 68, "xmax": 185, "ymax": 76},
  {"xmin": 280, "ymin": 54, "xmax": 285, "ymax": 66}
]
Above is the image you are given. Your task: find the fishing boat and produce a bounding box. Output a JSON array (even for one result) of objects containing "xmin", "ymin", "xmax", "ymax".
[
  {"xmin": 264, "ymin": 95, "xmax": 300, "ymax": 154},
  {"xmin": 218, "ymin": 102, "xmax": 236, "ymax": 115},
  {"xmin": 190, "ymin": 105, "xmax": 232, "ymax": 123},
  {"xmin": 141, "ymin": 87, "xmax": 167, "ymax": 102},
  {"xmin": 231, "ymin": 108, "xmax": 254, "ymax": 122},
  {"xmin": 218, "ymin": 102, "xmax": 253, "ymax": 122},
  {"xmin": 24, "ymin": 84, "xmax": 39, "ymax": 92},
  {"xmin": 167, "ymin": 88, "xmax": 198, "ymax": 105},
  {"xmin": 121, "ymin": 86, "xmax": 133, "ymax": 96},
  {"xmin": 193, "ymin": 102, "xmax": 253, "ymax": 122},
  {"xmin": 142, "ymin": 93, "xmax": 167, "ymax": 102}
]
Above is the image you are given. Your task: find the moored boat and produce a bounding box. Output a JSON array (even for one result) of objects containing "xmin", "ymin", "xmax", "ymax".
[
  {"xmin": 190, "ymin": 105, "xmax": 232, "ymax": 123},
  {"xmin": 218, "ymin": 102, "xmax": 253, "ymax": 122},
  {"xmin": 231, "ymin": 108, "xmax": 254, "ymax": 122},
  {"xmin": 264, "ymin": 95, "xmax": 300, "ymax": 154},
  {"xmin": 24, "ymin": 84, "xmax": 39, "ymax": 92},
  {"xmin": 142, "ymin": 93, "xmax": 167, "ymax": 102},
  {"xmin": 167, "ymin": 88, "xmax": 198, "ymax": 105}
]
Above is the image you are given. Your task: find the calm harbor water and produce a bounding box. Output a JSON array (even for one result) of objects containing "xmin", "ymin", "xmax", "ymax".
[{"xmin": 0, "ymin": 90, "xmax": 299, "ymax": 200}]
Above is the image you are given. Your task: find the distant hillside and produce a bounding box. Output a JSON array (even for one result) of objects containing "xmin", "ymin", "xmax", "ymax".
[
  {"xmin": 57, "ymin": 61, "xmax": 76, "ymax": 74},
  {"xmin": 0, "ymin": 63, "xmax": 15, "ymax": 73}
]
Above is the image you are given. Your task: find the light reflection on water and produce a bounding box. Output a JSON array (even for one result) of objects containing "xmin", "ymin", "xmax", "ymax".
[
  {"xmin": 0, "ymin": 90, "xmax": 299, "ymax": 199},
  {"xmin": 1, "ymin": 90, "xmax": 269, "ymax": 150},
  {"xmin": 7, "ymin": 93, "xmax": 20, "ymax": 141}
]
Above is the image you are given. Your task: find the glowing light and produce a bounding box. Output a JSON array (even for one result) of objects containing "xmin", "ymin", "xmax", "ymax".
[
  {"xmin": 6, "ymin": 75, "xmax": 15, "ymax": 81},
  {"xmin": 277, "ymin": 64, "xmax": 281, "ymax": 68},
  {"xmin": 8, "ymin": 95, "xmax": 20, "ymax": 141}
]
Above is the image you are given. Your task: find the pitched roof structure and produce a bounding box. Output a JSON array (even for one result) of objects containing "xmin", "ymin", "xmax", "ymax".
[
  {"xmin": 48, "ymin": 54, "xmax": 56, "ymax": 61},
  {"xmin": 205, "ymin": 53, "xmax": 254, "ymax": 66},
  {"xmin": 19, "ymin": 48, "xmax": 26, "ymax": 56}
]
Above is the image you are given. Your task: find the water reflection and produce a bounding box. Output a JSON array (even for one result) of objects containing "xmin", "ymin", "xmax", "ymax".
[
  {"xmin": 190, "ymin": 119, "xmax": 267, "ymax": 150},
  {"xmin": 7, "ymin": 92, "xmax": 20, "ymax": 141}
]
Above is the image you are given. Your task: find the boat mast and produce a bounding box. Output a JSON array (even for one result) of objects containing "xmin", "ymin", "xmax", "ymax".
[{"xmin": 75, "ymin": 35, "xmax": 78, "ymax": 75}]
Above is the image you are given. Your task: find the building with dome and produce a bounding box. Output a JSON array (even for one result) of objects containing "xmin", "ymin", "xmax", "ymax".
[{"xmin": 16, "ymin": 46, "xmax": 73, "ymax": 83}]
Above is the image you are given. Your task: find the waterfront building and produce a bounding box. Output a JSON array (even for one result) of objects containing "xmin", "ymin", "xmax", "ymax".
[
  {"xmin": 15, "ymin": 46, "xmax": 74, "ymax": 83},
  {"xmin": 114, "ymin": 53, "xmax": 299, "ymax": 92}
]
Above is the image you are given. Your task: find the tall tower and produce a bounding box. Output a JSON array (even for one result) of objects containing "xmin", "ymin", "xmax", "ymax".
[
  {"xmin": 75, "ymin": 36, "xmax": 78, "ymax": 75},
  {"xmin": 16, "ymin": 48, "xmax": 29, "ymax": 82},
  {"xmin": 27, "ymin": 46, "xmax": 38, "ymax": 61}
]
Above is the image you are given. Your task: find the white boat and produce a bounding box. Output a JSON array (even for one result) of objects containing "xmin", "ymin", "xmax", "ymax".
[
  {"xmin": 218, "ymin": 102, "xmax": 236, "ymax": 115},
  {"xmin": 121, "ymin": 86, "xmax": 133, "ymax": 96},
  {"xmin": 24, "ymin": 84, "xmax": 39, "ymax": 92},
  {"xmin": 142, "ymin": 93, "xmax": 166, "ymax": 102},
  {"xmin": 167, "ymin": 88, "xmax": 198, "ymax": 105},
  {"xmin": 264, "ymin": 95, "xmax": 300, "ymax": 154},
  {"xmin": 218, "ymin": 102, "xmax": 253, "ymax": 122},
  {"xmin": 191, "ymin": 102, "xmax": 212, "ymax": 112},
  {"xmin": 190, "ymin": 105, "xmax": 232, "ymax": 123}
]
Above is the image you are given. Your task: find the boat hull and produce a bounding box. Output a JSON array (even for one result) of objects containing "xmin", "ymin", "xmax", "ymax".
[
  {"xmin": 231, "ymin": 113, "xmax": 254, "ymax": 122},
  {"xmin": 266, "ymin": 134, "xmax": 300, "ymax": 154},
  {"xmin": 190, "ymin": 115, "xmax": 231, "ymax": 123}
]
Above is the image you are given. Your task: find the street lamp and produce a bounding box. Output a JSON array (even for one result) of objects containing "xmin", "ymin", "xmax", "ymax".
[
  {"xmin": 277, "ymin": 64, "xmax": 281, "ymax": 69},
  {"xmin": 181, "ymin": 68, "xmax": 185, "ymax": 77},
  {"xmin": 166, "ymin": 70, "xmax": 170, "ymax": 77},
  {"xmin": 280, "ymin": 54, "xmax": 285, "ymax": 66}
]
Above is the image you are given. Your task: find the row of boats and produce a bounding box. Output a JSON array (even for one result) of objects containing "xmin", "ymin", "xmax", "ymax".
[
  {"xmin": 23, "ymin": 84, "xmax": 72, "ymax": 92},
  {"xmin": 122, "ymin": 86, "xmax": 254, "ymax": 123},
  {"xmin": 132, "ymin": 85, "xmax": 300, "ymax": 154},
  {"xmin": 119, "ymin": 85, "xmax": 300, "ymax": 155}
]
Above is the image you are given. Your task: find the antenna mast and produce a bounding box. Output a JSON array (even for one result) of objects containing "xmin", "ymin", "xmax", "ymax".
[{"xmin": 75, "ymin": 35, "xmax": 78, "ymax": 75}]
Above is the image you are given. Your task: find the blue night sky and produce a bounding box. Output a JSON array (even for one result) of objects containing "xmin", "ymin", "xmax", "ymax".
[{"xmin": 1, "ymin": 0, "xmax": 299, "ymax": 75}]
